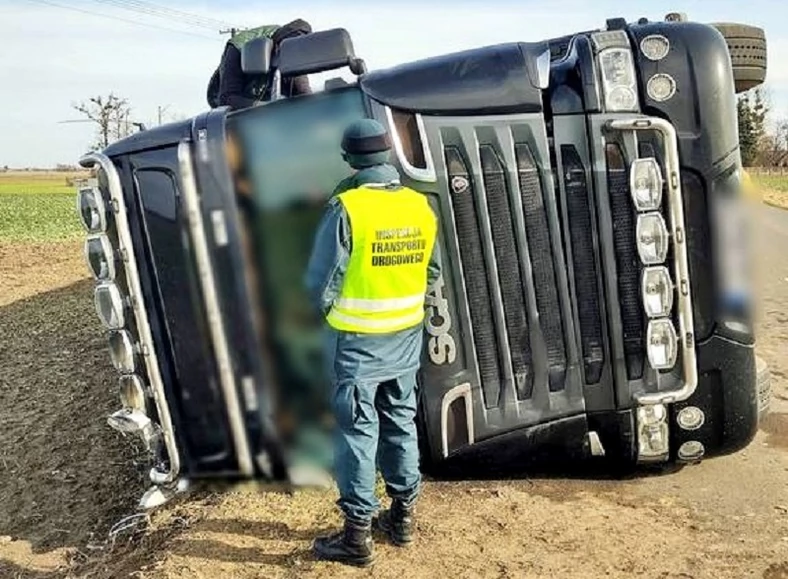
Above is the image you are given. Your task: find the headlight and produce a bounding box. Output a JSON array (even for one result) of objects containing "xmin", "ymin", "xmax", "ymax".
[
  {"xmin": 604, "ymin": 83, "xmax": 638, "ymax": 112},
  {"xmin": 640, "ymin": 35, "xmax": 670, "ymax": 61},
  {"xmin": 592, "ymin": 31, "xmax": 639, "ymax": 113},
  {"xmin": 119, "ymin": 375, "xmax": 147, "ymax": 411},
  {"xmin": 630, "ymin": 158, "xmax": 664, "ymax": 211},
  {"xmin": 677, "ymin": 440, "xmax": 705, "ymax": 462},
  {"xmin": 636, "ymin": 213, "xmax": 669, "ymax": 265},
  {"xmin": 637, "ymin": 403, "xmax": 667, "ymax": 425},
  {"xmin": 107, "ymin": 408, "xmax": 152, "ymax": 434},
  {"xmin": 646, "ymin": 74, "xmax": 677, "ymax": 103},
  {"xmin": 94, "ymin": 282, "xmax": 126, "ymax": 329},
  {"xmin": 109, "ymin": 330, "xmax": 136, "ymax": 373},
  {"xmin": 636, "ymin": 404, "xmax": 669, "ymax": 460},
  {"xmin": 676, "ymin": 406, "xmax": 705, "ymax": 431},
  {"xmin": 85, "ymin": 234, "xmax": 116, "ymax": 281},
  {"xmin": 76, "ymin": 186, "xmax": 108, "ymax": 233},
  {"xmin": 641, "ymin": 266, "xmax": 674, "ymax": 318},
  {"xmin": 646, "ymin": 319, "xmax": 678, "ymax": 369}
]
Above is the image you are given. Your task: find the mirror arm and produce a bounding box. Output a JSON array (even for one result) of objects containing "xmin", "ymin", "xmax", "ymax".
[{"xmin": 268, "ymin": 69, "xmax": 282, "ymax": 101}]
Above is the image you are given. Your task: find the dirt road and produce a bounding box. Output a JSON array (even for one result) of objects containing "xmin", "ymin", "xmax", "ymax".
[{"xmin": 1, "ymin": 207, "xmax": 787, "ymax": 579}]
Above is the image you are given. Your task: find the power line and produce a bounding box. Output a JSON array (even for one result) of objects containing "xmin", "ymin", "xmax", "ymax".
[
  {"xmin": 26, "ymin": 0, "xmax": 218, "ymax": 40},
  {"xmin": 88, "ymin": 0, "xmax": 239, "ymax": 32},
  {"xmin": 101, "ymin": 0, "xmax": 238, "ymax": 29}
]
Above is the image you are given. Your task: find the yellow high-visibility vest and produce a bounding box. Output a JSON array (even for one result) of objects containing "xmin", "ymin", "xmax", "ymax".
[{"xmin": 326, "ymin": 184, "xmax": 438, "ymax": 334}]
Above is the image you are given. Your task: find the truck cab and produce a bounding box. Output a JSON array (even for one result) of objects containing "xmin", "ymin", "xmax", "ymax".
[{"xmin": 75, "ymin": 15, "xmax": 768, "ymax": 507}]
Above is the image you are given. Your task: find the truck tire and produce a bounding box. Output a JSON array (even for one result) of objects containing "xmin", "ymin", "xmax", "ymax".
[
  {"xmin": 756, "ymin": 355, "xmax": 772, "ymax": 419},
  {"xmin": 711, "ymin": 23, "xmax": 767, "ymax": 93}
]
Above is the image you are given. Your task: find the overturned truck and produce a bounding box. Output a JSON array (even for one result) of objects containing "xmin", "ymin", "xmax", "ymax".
[{"xmin": 76, "ymin": 13, "xmax": 770, "ymax": 508}]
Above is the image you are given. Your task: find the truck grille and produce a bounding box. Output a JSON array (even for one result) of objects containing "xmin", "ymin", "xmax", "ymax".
[
  {"xmin": 444, "ymin": 146, "xmax": 502, "ymax": 407},
  {"xmin": 436, "ymin": 120, "xmax": 681, "ymax": 416},
  {"xmin": 480, "ymin": 145, "xmax": 533, "ymax": 401},
  {"xmin": 444, "ymin": 141, "xmax": 567, "ymax": 409},
  {"xmin": 606, "ymin": 143, "xmax": 645, "ymax": 380},
  {"xmin": 515, "ymin": 144, "xmax": 567, "ymax": 392},
  {"xmin": 561, "ymin": 145, "xmax": 605, "ymax": 385}
]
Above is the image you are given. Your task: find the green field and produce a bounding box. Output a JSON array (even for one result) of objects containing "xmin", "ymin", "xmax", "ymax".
[{"xmin": 0, "ymin": 174, "xmax": 86, "ymax": 242}]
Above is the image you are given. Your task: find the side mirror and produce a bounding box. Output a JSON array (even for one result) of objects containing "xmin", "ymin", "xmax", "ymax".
[
  {"xmin": 277, "ymin": 28, "xmax": 361, "ymax": 77},
  {"xmin": 242, "ymin": 37, "xmax": 274, "ymax": 75}
]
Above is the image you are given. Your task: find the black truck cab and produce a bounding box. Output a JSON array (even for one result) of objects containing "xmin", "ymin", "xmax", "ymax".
[{"xmin": 76, "ymin": 16, "xmax": 768, "ymax": 507}]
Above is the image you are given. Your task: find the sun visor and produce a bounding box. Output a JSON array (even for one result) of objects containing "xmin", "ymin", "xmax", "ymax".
[{"xmin": 360, "ymin": 42, "xmax": 550, "ymax": 116}]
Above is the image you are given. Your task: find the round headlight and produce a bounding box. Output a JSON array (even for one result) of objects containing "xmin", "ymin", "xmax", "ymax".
[
  {"xmin": 630, "ymin": 158, "xmax": 664, "ymax": 212},
  {"xmin": 677, "ymin": 406, "xmax": 705, "ymax": 431},
  {"xmin": 636, "ymin": 213, "xmax": 670, "ymax": 265},
  {"xmin": 640, "ymin": 35, "xmax": 670, "ymax": 61},
  {"xmin": 646, "ymin": 318, "xmax": 678, "ymax": 370},
  {"xmin": 76, "ymin": 186, "xmax": 108, "ymax": 233},
  {"xmin": 642, "ymin": 266, "xmax": 674, "ymax": 318},
  {"xmin": 606, "ymin": 85, "xmax": 638, "ymax": 111},
  {"xmin": 677, "ymin": 440, "xmax": 705, "ymax": 462},
  {"xmin": 647, "ymin": 74, "xmax": 677, "ymax": 102},
  {"xmin": 119, "ymin": 375, "xmax": 147, "ymax": 411},
  {"xmin": 109, "ymin": 330, "xmax": 136, "ymax": 373},
  {"xmin": 94, "ymin": 282, "xmax": 126, "ymax": 330},
  {"xmin": 85, "ymin": 234, "xmax": 116, "ymax": 281}
]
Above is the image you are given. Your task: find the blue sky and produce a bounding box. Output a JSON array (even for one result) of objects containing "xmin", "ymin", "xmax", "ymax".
[{"xmin": 0, "ymin": 0, "xmax": 785, "ymax": 167}]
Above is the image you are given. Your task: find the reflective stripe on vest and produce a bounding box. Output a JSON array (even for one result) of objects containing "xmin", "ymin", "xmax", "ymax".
[
  {"xmin": 334, "ymin": 293, "xmax": 426, "ymax": 312},
  {"xmin": 327, "ymin": 308, "xmax": 426, "ymax": 331},
  {"xmin": 326, "ymin": 184, "xmax": 437, "ymax": 334}
]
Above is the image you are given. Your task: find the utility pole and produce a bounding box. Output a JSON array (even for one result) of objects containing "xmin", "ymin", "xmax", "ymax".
[
  {"xmin": 157, "ymin": 105, "xmax": 170, "ymax": 126},
  {"xmin": 219, "ymin": 27, "xmax": 238, "ymax": 37}
]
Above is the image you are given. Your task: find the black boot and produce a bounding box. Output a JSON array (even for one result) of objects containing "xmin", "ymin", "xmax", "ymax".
[
  {"xmin": 313, "ymin": 518, "xmax": 375, "ymax": 567},
  {"xmin": 376, "ymin": 499, "xmax": 414, "ymax": 546}
]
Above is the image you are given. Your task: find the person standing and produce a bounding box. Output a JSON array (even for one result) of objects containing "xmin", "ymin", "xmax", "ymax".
[
  {"xmin": 208, "ymin": 19, "xmax": 313, "ymax": 110},
  {"xmin": 304, "ymin": 119, "xmax": 441, "ymax": 567}
]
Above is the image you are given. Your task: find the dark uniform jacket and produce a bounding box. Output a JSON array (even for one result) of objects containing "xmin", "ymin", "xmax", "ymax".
[{"xmin": 217, "ymin": 20, "xmax": 313, "ymax": 110}]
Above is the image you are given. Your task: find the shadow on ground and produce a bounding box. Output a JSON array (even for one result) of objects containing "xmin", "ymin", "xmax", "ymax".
[{"xmin": 0, "ymin": 280, "xmax": 145, "ymax": 554}]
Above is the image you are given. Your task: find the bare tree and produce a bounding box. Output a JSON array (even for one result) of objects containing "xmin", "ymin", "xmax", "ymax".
[
  {"xmin": 774, "ymin": 119, "xmax": 788, "ymax": 152},
  {"xmin": 73, "ymin": 93, "xmax": 134, "ymax": 150}
]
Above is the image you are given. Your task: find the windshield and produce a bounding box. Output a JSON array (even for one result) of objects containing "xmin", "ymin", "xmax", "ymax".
[
  {"xmin": 231, "ymin": 88, "xmax": 366, "ymax": 209},
  {"xmin": 228, "ymin": 88, "xmax": 367, "ymax": 459}
]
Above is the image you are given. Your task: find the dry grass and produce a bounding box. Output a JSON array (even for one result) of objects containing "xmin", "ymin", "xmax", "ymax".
[{"xmin": 751, "ymin": 173, "xmax": 788, "ymax": 210}]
